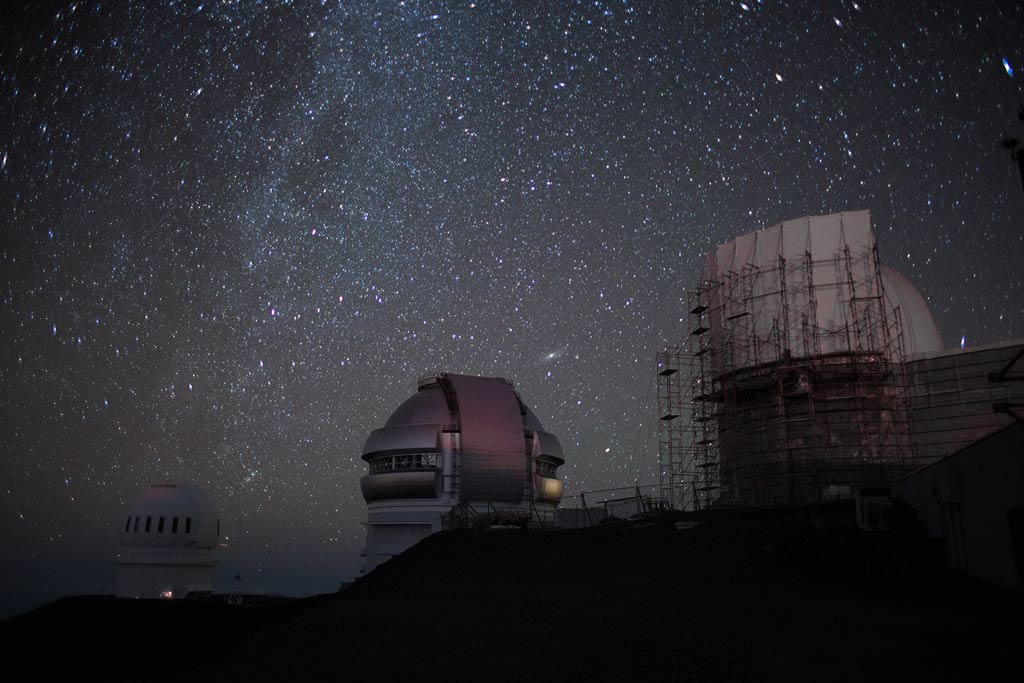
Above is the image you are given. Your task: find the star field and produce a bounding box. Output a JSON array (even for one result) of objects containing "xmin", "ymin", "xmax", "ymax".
[{"xmin": 2, "ymin": 0, "xmax": 1022, "ymax": 613}]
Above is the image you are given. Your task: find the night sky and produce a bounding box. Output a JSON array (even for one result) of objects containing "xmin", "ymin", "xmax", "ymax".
[{"xmin": 2, "ymin": 0, "xmax": 1022, "ymax": 616}]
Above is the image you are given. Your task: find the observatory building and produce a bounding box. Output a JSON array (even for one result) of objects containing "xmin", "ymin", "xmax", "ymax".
[
  {"xmin": 360, "ymin": 373, "xmax": 565, "ymax": 573},
  {"xmin": 655, "ymin": 209, "xmax": 1024, "ymax": 587},
  {"xmin": 658, "ymin": 211, "xmax": 946, "ymax": 507},
  {"xmin": 115, "ymin": 482, "xmax": 220, "ymax": 599},
  {"xmin": 658, "ymin": 210, "xmax": 1024, "ymax": 510}
]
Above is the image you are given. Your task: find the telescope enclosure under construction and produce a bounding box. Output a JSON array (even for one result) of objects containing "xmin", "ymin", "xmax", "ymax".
[{"xmin": 658, "ymin": 211, "xmax": 946, "ymax": 509}]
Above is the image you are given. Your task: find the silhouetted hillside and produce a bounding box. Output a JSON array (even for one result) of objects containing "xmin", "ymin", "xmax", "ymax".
[
  {"xmin": 210, "ymin": 503, "xmax": 1022, "ymax": 681},
  {"xmin": 5, "ymin": 503, "xmax": 1022, "ymax": 682}
]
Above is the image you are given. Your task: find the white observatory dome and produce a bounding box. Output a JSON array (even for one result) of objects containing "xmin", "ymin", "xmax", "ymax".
[
  {"xmin": 115, "ymin": 482, "xmax": 219, "ymax": 599},
  {"xmin": 704, "ymin": 210, "xmax": 945, "ymax": 362},
  {"xmin": 880, "ymin": 266, "xmax": 944, "ymax": 354},
  {"xmin": 685, "ymin": 210, "xmax": 952, "ymax": 508}
]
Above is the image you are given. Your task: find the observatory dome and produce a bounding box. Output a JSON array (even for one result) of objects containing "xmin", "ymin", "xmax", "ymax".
[
  {"xmin": 366, "ymin": 378, "xmax": 563, "ymax": 461},
  {"xmin": 115, "ymin": 482, "xmax": 219, "ymax": 599},
  {"xmin": 359, "ymin": 373, "xmax": 565, "ymax": 573},
  {"xmin": 383, "ymin": 383, "xmax": 454, "ymax": 428},
  {"xmin": 681, "ymin": 210, "xmax": 951, "ymax": 509},
  {"xmin": 119, "ymin": 482, "xmax": 219, "ymax": 550},
  {"xmin": 880, "ymin": 266, "xmax": 944, "ymax": 354}
]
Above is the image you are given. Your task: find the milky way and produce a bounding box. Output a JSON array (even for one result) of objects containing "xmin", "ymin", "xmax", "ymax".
[{"xmin": 2, "ymin": 1, "xmax": 1022, "ymax": 612}]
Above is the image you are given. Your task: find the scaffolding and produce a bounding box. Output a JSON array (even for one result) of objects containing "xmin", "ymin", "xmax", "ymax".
[
  {"xmin": 657, "ymin": 323, "xmax": 721, "ymax": 510},
  {"xmin": 659, "ymin": 215, "xmax": 918, "ymax": 508},
  {"xmin": 657, "ymin": 347, "xmax": 694, "ymax": 509}
]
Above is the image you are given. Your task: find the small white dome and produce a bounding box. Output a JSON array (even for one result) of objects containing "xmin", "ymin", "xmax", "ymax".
[
  {"xmin": 119, "ymin": 482, "xmax": 219, "ymax": 551},
  {"xmin": 115, "ymin": 482, "xmax": 220, "ymax": 599}
]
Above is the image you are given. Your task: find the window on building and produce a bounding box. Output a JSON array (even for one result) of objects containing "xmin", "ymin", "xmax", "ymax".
[
  {"xmin": 171, "ymin": 517, "xmax": 178, "ymax": 533},
  {"xmin": 185, "ymin": 517, "xmax": 192, "ymax": 534},
  {"xmin": 125, "ymin": 516, "xmax": 132, "ymax": 533},
  {"xmin": 145, "ymin": 516, "xmax": 152, "ymax": 533},
  {"xmin": 535, "ymin": 460, "xmax": 557, "ymax": 478},
  {"xmin": 134, "ymin": 517, "xmax": 140, "ymax": 533},
  {"xmin": 368, "ymin": 452, "xmax": 438, "ymax": 473},
  {"xmin": 157, "ymin": 517, "xmax": 165, "ymax": 533}
]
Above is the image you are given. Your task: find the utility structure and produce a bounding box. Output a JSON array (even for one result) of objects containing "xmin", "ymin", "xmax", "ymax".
[
  {"xmin": 659, "ymin": 211, "xmax": 944, "ymax": 508},
  {"xmin": 657, "ymin": 347, "xmax": 712, "ymax": 510}
]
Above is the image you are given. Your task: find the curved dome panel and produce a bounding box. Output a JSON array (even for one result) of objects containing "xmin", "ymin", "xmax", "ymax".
[
  {"xmin": 881, "ymin": 266, "xmax": 944, "ymax": 354},
  {"xmin": 445, "ymin": 374, "xmax": 529, "ymax": 503},
  {"xmin": 362, "ymin": 425, "xmax": 440, "ymax": 459},
  {"xmin": 523, "ymin": 406, "xmax": 546, "ymax": 432},
  {"xmin": 365, "ymin": 384, "xmax": 451, "ymax": 458},
  {"xmin": 535, "ymin": 430, "xmax": 565, "ymax": 463},
  {"xmin": 384, "ymin": 386, "xmax": 453, "ymax": 427}
]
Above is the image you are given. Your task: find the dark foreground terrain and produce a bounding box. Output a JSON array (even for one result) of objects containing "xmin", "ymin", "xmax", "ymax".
[{"xmin": 4, "ymin": 502, "xmax": 1022, "ymax": 682}]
